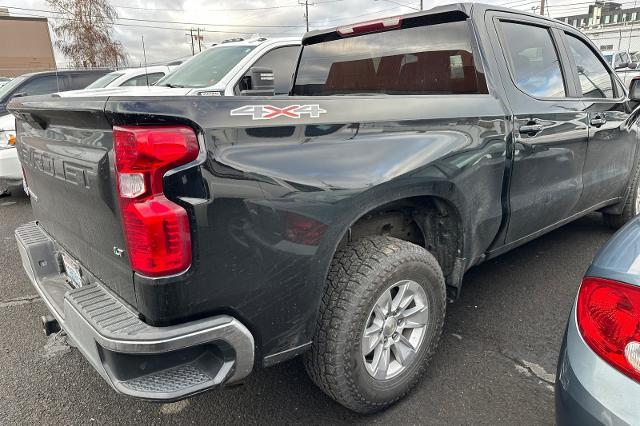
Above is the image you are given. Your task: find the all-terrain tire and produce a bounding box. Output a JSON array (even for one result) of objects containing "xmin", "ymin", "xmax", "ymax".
[
  {"xmin": 303, "ymin": 236, "xmax": 446, "ymax": 414},
  {"xmin": 603, "ymin": 159, "xmax": 640, "ymax": 229}
]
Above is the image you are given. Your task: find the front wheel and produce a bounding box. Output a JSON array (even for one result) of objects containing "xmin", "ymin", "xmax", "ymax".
[{"xmin": 304, "ymin": 236, "xmax": 446, "ymax": 413}]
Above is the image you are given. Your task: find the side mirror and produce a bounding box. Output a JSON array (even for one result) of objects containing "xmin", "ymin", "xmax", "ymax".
[
  {"xmin": 11, "ymin": 92, "xmax": 27, "ymax": 98},
  {"xmin": 615, "ymin": 61, "xmax": 629, "ymax": 70},
  {"xmin": 239, "ymin": 67, "xmax": 275, "ymax": 96},
  {"xmin": 629, "ymin": 78, "xmax": 640, "ymax": 101},
  {"xmin": 630, "ymin": 62, "xmax": 639, "ymax": 69}
]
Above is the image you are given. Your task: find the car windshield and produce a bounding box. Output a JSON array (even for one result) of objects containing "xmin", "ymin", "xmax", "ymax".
[
  {"xmin": 156, "ymin": 45, "xmax": 256, "ymax": 88},
  {"xmin": 603, "ymin": 54, "xmax": 613, "ymax": 64},
  {"xmin": 85, "ymin": 72, "xmax": 124, "ymax": 89},
  {"xmin": 0, "ymin": 75, "xmax": 27, "ymax": 101}
]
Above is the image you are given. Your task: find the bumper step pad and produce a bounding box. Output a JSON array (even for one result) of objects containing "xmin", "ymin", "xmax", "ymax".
[
  {"xmin": 120, "ymin": 364, "xmax": 213, "ymax": 394},
  {"xmin": 15, "ymin": 221, "xmax": 255, "ymax": 401}
]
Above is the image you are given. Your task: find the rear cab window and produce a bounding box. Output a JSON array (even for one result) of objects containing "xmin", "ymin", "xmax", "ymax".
[{"xmin": 293, "ymin": 15, "xmax": 488, "ymax": 96}]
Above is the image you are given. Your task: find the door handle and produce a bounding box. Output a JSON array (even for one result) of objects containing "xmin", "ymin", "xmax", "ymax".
[
  {"xmin": 519, "ymin": 123, "xmax": 543, "ymax": 135},
  {"xmin": 590, "ymin": 116, "xmax": 607, "ymax": 127}
]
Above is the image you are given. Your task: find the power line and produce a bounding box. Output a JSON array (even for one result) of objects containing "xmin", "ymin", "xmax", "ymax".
[
  {"xmin": 317, "ymin": 5, "xmax": 406, "ymax": 24},
  {"xmin": 374, "ymin": 0, "xmax": 420, "ymax": 11},
  {"xmin": 0, "ymin": 5, "xmax": 307, "ymax": 28},
  {"xmin": 2, "ymin": 3, "xmax": 410, "ymax": 33},
  {"xmin": 109, "ymin": 0, "xmax": 344, "ymax": 13},
  {"xmin": 9, "ymin": 9, "xmax": 301, "ymax": 36}
]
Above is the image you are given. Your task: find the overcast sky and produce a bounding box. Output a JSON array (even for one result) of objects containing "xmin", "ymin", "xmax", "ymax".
[{"xmin": 2, "ymin": 0, "xmax": 633, "ymax": 67}]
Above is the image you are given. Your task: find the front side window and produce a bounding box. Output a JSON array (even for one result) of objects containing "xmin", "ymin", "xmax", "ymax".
[
  {"xmin": 565, "ymin": 33, "xmax": 614, "ymax": 98},
  {"xmin": 0, "ymin": 75, "xmax": 27, "ymax": 102},
  {"xmin": 293, "ymin": 20, "xmax": 488, "ymax": 96},
  {"xmin": 500, "ymin": 21, "xmax": 566, "ymax": 98}
]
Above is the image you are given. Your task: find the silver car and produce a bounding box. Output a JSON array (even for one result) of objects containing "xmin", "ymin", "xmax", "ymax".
[{"xmin": 556, "ymin": 216, "xmax": 640, "ymax": 424}]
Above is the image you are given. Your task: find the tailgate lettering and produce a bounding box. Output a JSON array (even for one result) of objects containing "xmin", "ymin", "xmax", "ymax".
[{"xmin": 19, "ymin": 145, "xmax": 93, "ymax": 188}]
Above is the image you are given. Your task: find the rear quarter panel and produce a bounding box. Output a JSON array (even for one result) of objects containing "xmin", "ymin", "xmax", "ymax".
[{"xmin": 106, "ymin": 94, "xmax": 509, "ymax": 361}]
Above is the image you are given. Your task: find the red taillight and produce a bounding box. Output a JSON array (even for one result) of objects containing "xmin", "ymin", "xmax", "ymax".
[
  {"xmin": 577, "ymin": 277, "xmax": 640, "ymax": 382},
  {"xmin": 337, "ymin": 16, "xmax": 403, "ymax": 37},
  {"xmin": 285, "ymin": 212, "xmax": 327, "ymax": 246},
  {"xmin": 113, "ymin": 126, "xmax": 199, "ymax": 277}
]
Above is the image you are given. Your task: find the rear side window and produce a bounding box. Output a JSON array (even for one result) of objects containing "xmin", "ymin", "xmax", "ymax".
[
  {"xmin": 499, "ymin": 21, "xmax": 566, "ymax": 98},
  {"xmin": 19, "ymin": 75, "xmax": 63, "ymax": 96},
  {"xmin": 246, "ymin": 46, "xmax": 300, "ymax": 95},
  {"xmin": 293, "ymin": 20, "xmax": 488, "ymax": 95},
  {"xmin": 565, "ymin": 33, "xmax": 615, "ymax": 98}
]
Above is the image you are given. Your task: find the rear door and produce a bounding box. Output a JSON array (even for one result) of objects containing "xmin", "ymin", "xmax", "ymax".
[
  {"xmin": 560, "ymin": 30, "xmax": 637, "ymax": 210},
  {"xmin": 487, "ymin": 13, "xmax": 590, "ymax": 244}
]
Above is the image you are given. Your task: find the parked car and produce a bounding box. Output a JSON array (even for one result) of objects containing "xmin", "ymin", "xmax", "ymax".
[
  {"xmin": 9, "ymin": 3, "xmax": 640, "ymax": 414},
  {"xmin": 0, "ymin": 69, "xmax": 111, "ymax": 117},
  {"xmin": 0, "ymin": 113, "xmax": 19, "ymax": 195},
  {"xmin": 83, "ymin": 65, "xmax": 176, "ymax": 89},
  {"xmin": 154, "ymin": 36, "xmax": 301, "ymax": 95},
  {"xmin": 0, "ymin": 69, "xmax": 111, "ymax": 194},
  {"xmin": 556, "ymin": 216, "xmax": 640, "ymax": 424},
  {"xmin": 602, "ymin": 50, "xmax": 640, "ymax": 87},
  {"xmin": 58, "ymin": 38, "xmax": 301, "ymax": 99}
]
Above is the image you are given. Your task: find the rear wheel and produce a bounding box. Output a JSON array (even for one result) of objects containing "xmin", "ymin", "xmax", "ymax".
[
  {"xmin": 0, "ymin": 183, "xmax": 9, "ymax": 197},
  {"xmin": 603, "ymin": 162, "xmax": 640, "ymax": 229},
  {"xmin": 304, "ymin": 236, "xmax": 446, "ymax": 413}
]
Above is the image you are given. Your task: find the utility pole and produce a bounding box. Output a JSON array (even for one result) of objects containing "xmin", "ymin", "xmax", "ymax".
[
  {"xmin": 420, "ymin": 0, "xmax": 423, "ymax": 10},
  {"xmin": 540, "ymin": 0, "xmax": 545, "ymax": 16},
  {"xmin": 197, "ymin": 28, "xmax": 202, "ymax": 52},
  {"xmin": 299, "ymin": 0, "xmax": 311, "ymax": 32},
  {"xmin": 142, "ymin": 35, "xmax": 149, "ymax": 87},
  {"xmin": 186, "ymin": 29, "xmax": 195, "ymax": 55}
]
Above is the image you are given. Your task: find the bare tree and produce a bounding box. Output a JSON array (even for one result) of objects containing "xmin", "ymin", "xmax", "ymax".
[{"xmin": 47, "ymin": 0, "xmax": 127, "ymax": 68}]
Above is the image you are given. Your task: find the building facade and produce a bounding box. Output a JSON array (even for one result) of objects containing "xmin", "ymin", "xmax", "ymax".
[
  {"xmin": 558, "ymin": 1, "xmax": 640, "ymax": 52},
  {"xmin": 0, "ymin": 16, "xmax": 56, "ymax": 77}
]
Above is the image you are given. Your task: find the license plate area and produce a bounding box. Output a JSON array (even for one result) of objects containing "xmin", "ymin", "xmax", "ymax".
[{"xmin": 61, "ymin": 253, "xmax": 84, "ymax": 288}]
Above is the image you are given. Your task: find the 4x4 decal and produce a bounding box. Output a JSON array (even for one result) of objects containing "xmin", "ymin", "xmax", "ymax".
[{"xmin": 230, "ymin": 104, "xmax": 327, "ymax": 120}]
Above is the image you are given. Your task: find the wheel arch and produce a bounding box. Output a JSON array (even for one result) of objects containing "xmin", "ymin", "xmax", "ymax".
[{"xmin": 306, "ymin": 183, "xmax": 470, "ymax": 339}]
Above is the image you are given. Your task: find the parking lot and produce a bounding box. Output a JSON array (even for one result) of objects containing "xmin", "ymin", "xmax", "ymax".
[{"xmin": 0, "ymin": 190, "xmax": 615, "ymax": 424}]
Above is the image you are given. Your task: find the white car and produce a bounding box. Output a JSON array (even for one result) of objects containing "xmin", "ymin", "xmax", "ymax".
[
  {"xmin": 83, "ymin": 65, "xmax": 175, "ymax": 89},
  {"xmin": 153, "ymin": 37, "xmax": 301, "ymax": 96},
  {"xmin": 0, "ymin": 113, "xmax": 20, "ymax": 195},
  {"xmin": 601, "ymin": 50, "xmax": 640, "ymax": 87},
  {"xmin": 61, "ymin": 38, "xmax": 301, "ymax": 99}
]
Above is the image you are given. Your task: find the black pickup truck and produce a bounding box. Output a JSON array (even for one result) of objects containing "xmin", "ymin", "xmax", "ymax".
[{"xmin": 10, "ymin": 2, "xmax": 640, "ymax": 414}]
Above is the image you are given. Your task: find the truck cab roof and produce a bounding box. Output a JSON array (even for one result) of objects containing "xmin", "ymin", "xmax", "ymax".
[{"xmin": 303, "ymin": 2, "xmax": 574, "ymax": 44}]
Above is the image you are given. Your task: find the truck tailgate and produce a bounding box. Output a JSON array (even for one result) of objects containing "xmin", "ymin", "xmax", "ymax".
[{"xmin": 13, "ymin": 98, "xmax": 136, "ymax": 306}]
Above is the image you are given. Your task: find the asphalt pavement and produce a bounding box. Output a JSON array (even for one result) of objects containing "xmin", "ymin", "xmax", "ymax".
[{"xmin": 0, "ymin": 190, "xmax": 616, "ymax": 424}]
